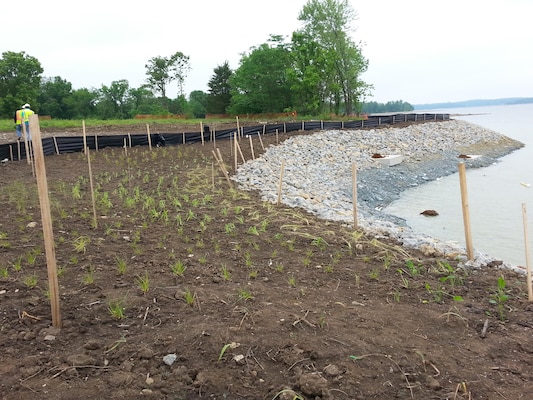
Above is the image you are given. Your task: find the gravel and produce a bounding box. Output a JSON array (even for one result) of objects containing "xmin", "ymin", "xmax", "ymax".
[{"xmin": 232, "ymin": 119, "xmax": 525, "ymax": 272}]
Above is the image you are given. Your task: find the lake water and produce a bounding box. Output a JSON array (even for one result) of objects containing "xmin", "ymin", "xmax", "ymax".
[{"xmin": 384, "ymin": 103, "xmax": 533, "ymax": 267}]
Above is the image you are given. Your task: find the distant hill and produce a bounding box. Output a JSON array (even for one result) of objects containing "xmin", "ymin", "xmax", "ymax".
[{"xmin": 413, "ymin": 97, "xmax": 533, "ymax": 110}]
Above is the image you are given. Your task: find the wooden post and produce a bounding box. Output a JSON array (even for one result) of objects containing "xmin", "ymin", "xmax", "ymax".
[
  {"xmin": 123, "ymin": 138, "xmax": 128, "ymax": 156},
  {"xmin": 521, "ymin": 203, "xmax": 533, "ymax": 301},
  {"xmin": 200, "ymin": 122, "xmax": 204, "ymax": 146},
  {"xmin": 182, "ymin": 132, "xmax": 186, "ymax": 144},
  {"xmin": 283, "ymin": 123, "xmax": 286, "ymax": 134},
  {"xmin": 234, "ymin": 132, "xmax": 238, "ymax": 172},
  {"xmin": 321, "ymin": 120, "xmax": 323, "ymax": 130},
  {"xmin": 236, "ymin": 116, "xmax": 240, "ymax": 139},
  {"xmin": 277, "ymin": 160, "xmax": 285, "ymax": 206},
  {"xmin": 212, "ymin": 149, "xmax": 232, "ymax": 188},
  {"xmin": 352, "ymin": 162, "xmax": 358, "ymax": 229},
  {"xmin": 9, "ymin": 145, "xmax": 13, "ymax": 161},
  {"xmin": 248, "ymin": 135, "xmax": 255, "ymax": 160},
  {"xmin": 82, "ymin": 120, "xmax": 87, "ymax": 156},
  {"xmin": 53, "ymin": 136, "xmax": 59, "ymax": 155},
  {"xmin": 17, "ymin": 140, "xmax": 21, "ymax": 161},
  {"xmin": 301, "ymin": 120, "xmax": 304, "ymax": 131},
  {"xmin": 86, "ymin": 147, "xmax": 98, "ymax": 229},
  {"xmin": 95, "ymin": 133, "xmax": 99, "ymax": 151},
  {"xmin": 146, "ymin": 124, "xmax": 152, "ymax": 151},
  {"xmin": 29, "ymin": 114, "xmax": 61, "ymax": 328},
  {"xmin": 128, "ymin": 133, "xmax": 132, "ymax": 148},
  {"xmin": 235, "ymin": 138, "xmax": 245, "ymax": 163},
  {"xmin": 458, "ymin": 163, "xmax": 474, "ymax": 261},
  {"xmin": 212, "ymin": 127, "xmax": 216, "ymax": 149},
  {"xmin": 275, "ymin": 129, "xmax": 279, "ymax": 145},
  {"xmin": 257, "ymin": 132, "xmax": 265, "ymax": 151}
]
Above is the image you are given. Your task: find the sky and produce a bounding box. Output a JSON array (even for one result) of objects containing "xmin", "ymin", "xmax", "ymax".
[{"xmin": 2, "ymin": 0, "xmax": 532, "ymax": 105}]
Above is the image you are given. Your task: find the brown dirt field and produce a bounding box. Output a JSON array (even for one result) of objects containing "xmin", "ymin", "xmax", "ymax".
[{"xmin": 0, "ymin": 122, "xmax": 532, "ymax": 400}]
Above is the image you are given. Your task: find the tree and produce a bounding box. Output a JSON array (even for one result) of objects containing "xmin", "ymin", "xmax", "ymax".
[
  {"xmin": 188, "ymin": 90, "xmax": 207, "ymax": 118},
  {"xmin": 65, "ymin": 88, "xmax": 98, "ymax": 119},
  {"xmin": 37, "ymin": 76, "xmax": 74, "ymax": 119},
  {"xmin": 206, "ymin": 61, "xmax": 233, "ymax": 114},
  {"xmin": 145, "ymin": 52, "xmax": 191, "ymax": 100},
  {"xmin": 296, "ymin": 0, "xmax": 370, "ymax": 115},
  {"xmin": 228, "ymin": 35, "xmax": 293, "ymax": 114},
  {"xmin": 0, "ymin": 51, "xmax": 43, "ymax": 117},
  {"xmin": 99, "ymin": 80, "xmax": 131, "ymax": 119}
]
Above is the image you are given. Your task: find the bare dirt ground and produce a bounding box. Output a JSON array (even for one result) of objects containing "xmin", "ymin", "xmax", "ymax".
[{"xmin": 0, "ymin": 122, "xmax": 532, "ymax": 400}]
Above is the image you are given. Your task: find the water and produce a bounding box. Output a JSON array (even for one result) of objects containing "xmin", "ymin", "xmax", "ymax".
[{"xmin": 384, "ymin": 103, "xmax": 533, "ymax": 267}]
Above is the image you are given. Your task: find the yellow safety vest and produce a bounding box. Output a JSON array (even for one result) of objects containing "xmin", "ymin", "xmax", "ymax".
[{"xmin": 21, "ymin": 109, "xmax": 34, "ymax": 123}]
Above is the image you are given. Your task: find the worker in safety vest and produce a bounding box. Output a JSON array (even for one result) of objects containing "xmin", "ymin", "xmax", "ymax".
[{"xmin": 14, "ymin": 103, "xmax": 34, "ymax": 141}]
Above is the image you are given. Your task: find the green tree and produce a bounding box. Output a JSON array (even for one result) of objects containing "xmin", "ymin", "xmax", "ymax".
[
  {"xmin": 37, "ymin": 76, "xmax": 74, "ymax": 119},
  {"xmin": 145, "ymin": 52, "xmax": 191, "ymax": 100},
  {"xmin": 188, "ymin": 90, "xmax": 207, "ymax": 118},
  {"xmin": 99, "ymin": 79, "xmax": 131, "ymax": 119},
  {"xmin": 0, "ymin": 51, "xmax": 43, "ymax": 117},
  {"xmin": 228, "ymin": 35, "xmax": 293, "ymax": 114},
  {"xmin": 65, "ymin": 88, "xmax": 98, "ymax": 119},
  {"xmin": 206, "ymin": 61, "xmax": 233, "ymax": 114},
  {"xmin": 297, "ymin": 0, "xmax": 370, "ymax": 115},
  {"xmin": 288, "ymin": 32, "xmax": 326, "ymax": 115}
]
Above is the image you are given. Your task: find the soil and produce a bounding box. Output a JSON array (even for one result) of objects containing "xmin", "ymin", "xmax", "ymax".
[{"xmin": 0, "ymin": 122, "xmax": 532, "ymax": 400}]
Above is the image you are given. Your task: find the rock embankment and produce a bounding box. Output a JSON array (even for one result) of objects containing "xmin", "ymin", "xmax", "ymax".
[{"xmin": 232, "ymin": 119, "xmax": 524, "ymax": 269}]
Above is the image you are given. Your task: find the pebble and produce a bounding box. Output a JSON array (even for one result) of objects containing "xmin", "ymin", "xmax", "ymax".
[{"xmin": 233, "ymin": 120, "xmax": 524, "ymax": 272}]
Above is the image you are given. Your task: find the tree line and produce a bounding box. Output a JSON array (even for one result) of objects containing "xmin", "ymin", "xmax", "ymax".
[{"xmin": 0, "ymin": 0, "xmax": 412, "ymax": 120}]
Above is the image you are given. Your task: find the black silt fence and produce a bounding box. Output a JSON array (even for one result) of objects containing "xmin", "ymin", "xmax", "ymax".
[{"xmin": 0, "ymin": 113, "xmax": 449, "ymax": 161}]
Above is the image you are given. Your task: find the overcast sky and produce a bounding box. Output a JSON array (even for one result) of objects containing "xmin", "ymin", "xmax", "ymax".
[{"xmin": 2, "ymin": 0, "xmax": 532, "ymax": 105}]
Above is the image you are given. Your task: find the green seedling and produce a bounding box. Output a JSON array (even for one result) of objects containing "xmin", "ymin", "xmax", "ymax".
[
  {"xmin": 170, "ymin": 260, "xmax": 187, "ymax": 277},
  {"xmin": 221, "ymin": 264, "xmax": 232, "ymax": 281},
  {"xmin": 311, "ymin": 236, "xmax": 328, "ymax": 251},
  {"xmin": 238, "ymin": 289, "xmax": 253, "ymax": 301},
  {"xmin": 0, "ymin": 267, "xmax": 9, "ymax": 278},
  {"xmin": 288, "ymin": 275, "xmax": 296, "ymax": 287},
  {"xmin": 183, "ymin": 289, "xmax": 195, "ymax": 306},
  {"xmin": 115, "ymin": 257, "xmax": 127, "ymax": 275},
  {"xmin": 13, "ymin": 256, "xmax": 23, "ymax": 271},
  {"xmin": 23, "ymin": 274, "xmax": 38, "ymax": 288},
  {"xmin": 83, "ymin": 267, "xmax": 95, "ymax": 285},
  {"xmin": 135, "ymin": 271, "xmax": 150, "ymax": 294},
  {"xmin": 73, "ymin": 236, "xmax": 90, "ymax": 254},
  {"xmin": 490, "ymin": 275, "xmax": 510, "ymax": 321},
  {"xmin": 108, "ymin": 299, "xmax": 126, "ymax": 320}
]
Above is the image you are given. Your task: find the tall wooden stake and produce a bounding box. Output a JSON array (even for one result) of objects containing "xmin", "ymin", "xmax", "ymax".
[
  {"xmin": 146, "ymin": 124, "xmax": 152, "ymax": 150},
  {"xmin": 521, "ymin": 203, "xmax": 533, "ymax": 301},
  {"xmin": 277, "ymin": 160, "xmax": 285, "ymax": 206},
  {"xmin": 352, "ymin": 162, "xmax": 358, "ymax": 229},
  {"xmin": 29, "ymin": 114, "xmax": 62, "ymax": 328},
  {"xmin": 458, "ymin": 163, "xmax": 474, "ymax": 261},
  {"xmin": 248, "ymin": 135, "xmax": 255, "ymax": 160},
  {"xmin": 86, "ymin": 147, "xmax": 98, "ymax": 229}
]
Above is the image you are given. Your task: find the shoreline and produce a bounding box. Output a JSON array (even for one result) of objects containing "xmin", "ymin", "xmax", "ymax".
[{"xmin": 232, "ymin": 119, "xmax": 525, "ymax": 272}]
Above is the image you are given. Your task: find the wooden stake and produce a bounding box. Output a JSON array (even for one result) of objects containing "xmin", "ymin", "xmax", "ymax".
[
  {"xmin": 95, "ymin": 133, "xmax": 99, "ymax": 151},
  {"xmin": 82, "ymin": 120, "xmax": 87, "ymax": 156},
  {"xmin": 123, "ymin": 138, "xmax": 128, "ymax": 156},
  {"xmin": 146, "ymin": 124, "xmax": 152, "ymax": 151},
  {"xmin": 352, "ymin": 162, "xmax": 358, "ymax": 229},
  {"xmin": 53, "ymin": 136, "xmax": 59, "ymax": 155},
  {"xmin": 29, "ymin": 114, "xmax": 61, "ymax": 328},
  {"xmin": 257, "ymin": 132, "xmax": 265, "ymax": 151},
  {"xmin": 17, "ymin": 140, "xmax": 21, "ymax": 161},
  {"xmin": 276, "ymin": 129, "xmax": 279, "ymax": 145},
  {"xmin": 212, "ymin": 149, "xmax": 232, "ymax": 188},
  {"xmin": 236, "ymin": 116, "xmax": 240, "ymax": 138},
  {"xmin": 183, "ymin": 132, "xmax": 186, "ymax": 144},
  {"xmin": 521, "ymin": 203, "xmax": 533, "ymax": 301},
  {"xmin": 458, "ymin": 163, "xmax": 474, "ymax": 261},
  {"xmin": 248, "ymin": 135, "xmax": 255, "ymax": 160},
  {"xmin": 86, "ymin": 147, "xmax": 98, "ymax": 229},
  {"xmin": 277, "ymin": 160, "xmax": 285, "ymax": 206},
  {"xmin": 200, "ymin": 122, "xmax": 204, "ymax": 146},
  {"xmin": 235, "ymin": 139, "xmax": 245, "ymax": 163},
  {"xmin": 234, "ymin": 132, "xmax": 238, "ymax": 172},
  {"xmin": 128, "ymin": 133, "xmax": 132, "ymax": 148}
]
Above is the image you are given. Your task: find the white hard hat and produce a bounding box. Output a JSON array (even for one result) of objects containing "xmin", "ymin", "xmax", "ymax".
[{"xmin": 22, "ymin": 103, "xmax": 30, "ymax": 108}]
